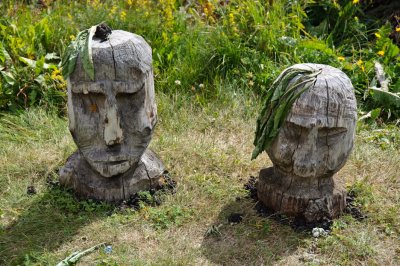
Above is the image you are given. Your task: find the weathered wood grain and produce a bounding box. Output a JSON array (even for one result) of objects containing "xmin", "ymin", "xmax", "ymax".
[
  {"xmin": 60, "ymin": 149, "xmax": 164, "ymax": 202},
  {"xmin": 257, "ymin": 64, "xmax": 357, "ymax": 222},
  {"xmin": 60, "ymin": 30, "xmax": 164, "ymax": 201}
]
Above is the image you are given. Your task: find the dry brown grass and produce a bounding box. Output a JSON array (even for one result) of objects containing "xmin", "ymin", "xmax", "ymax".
[{"xmin": 0, "ymin": 93, "xmax": 399, "ymax": 265}]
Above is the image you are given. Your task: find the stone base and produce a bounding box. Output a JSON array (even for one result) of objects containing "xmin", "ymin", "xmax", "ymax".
[
  {"xmin": 59, "ymin": 149, "xmax": 165, "ymax": 202},
  {"xmin": 257, "ymin": 167, "xmax": 346, "ymax": 223}
]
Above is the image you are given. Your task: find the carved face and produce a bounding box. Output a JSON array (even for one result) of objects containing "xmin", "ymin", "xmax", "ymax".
[
  {"xmin": 267, "ymin": 64, "xmax": 357, "ymax": 178},
  {"xmin": 67, "ymin": 31, "xmax": 156, "ymax": 177}
]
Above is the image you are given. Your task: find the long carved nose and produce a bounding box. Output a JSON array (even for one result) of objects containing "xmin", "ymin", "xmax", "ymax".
[
  {"xmin": 293, "ymin": 127, "xmax": 318, "ymax": 177},
  {"xmin": 104, "ymin": 102, "xmax": 123, "ymax": 146}
]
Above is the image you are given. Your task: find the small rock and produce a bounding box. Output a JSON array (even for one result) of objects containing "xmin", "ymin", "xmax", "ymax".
[
  {"xmin": 312, "ymin": 227, "xmax": 328, "ymax": 238},
  {"xmin": 27, "ymin": 186, "xmax": 36, "ymax": 195},
  {"xmin": 104, "ymin": 245, "xmax": 112, "ymax": 254}
]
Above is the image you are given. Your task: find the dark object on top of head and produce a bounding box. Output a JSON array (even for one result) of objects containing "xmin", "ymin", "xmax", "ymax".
[{"xmin": 95, "ymin": 23, "xmax": 112, "ymax": 42}]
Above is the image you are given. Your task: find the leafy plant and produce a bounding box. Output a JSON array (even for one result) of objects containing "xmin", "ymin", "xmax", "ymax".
[
  {"xmin": 0, "ymin": 0, "xmax": 399, "ymax": 123},
  {"xmin": 252, "ymin": 64, "xmax": 321, "ymax": 159},
  {"xmin": 146, "ymin": 206, "xmax": 192, "ymax": 230},
  {"xmin": 61, "ymin": 25, "xmax": 98, "ymax": 80},
  {"xmin": 0, "ymin": 14, "xmax": 67, "ymax": 111}
]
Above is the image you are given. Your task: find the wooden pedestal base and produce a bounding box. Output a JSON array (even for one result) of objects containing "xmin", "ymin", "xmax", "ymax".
[
  {"xmin": 59, "ymin": 149, "xmax": 165, "ymax": 202},
  {"xmin": 257, "ymin": 167, "xmax": 346, "ymax": 223}
]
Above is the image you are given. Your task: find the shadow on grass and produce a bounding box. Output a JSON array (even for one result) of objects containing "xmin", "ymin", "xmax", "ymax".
[
  {"xmin": 201, "ymin": 198, "xmax": 307, "ymax": 265},
  {"xmin": 0, "ymin": 186, "xmax": 112, "ymax": 265}
]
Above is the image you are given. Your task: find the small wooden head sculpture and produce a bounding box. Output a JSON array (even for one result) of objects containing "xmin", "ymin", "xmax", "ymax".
[
  {"xmin": 267, "ymin": 64, "xmax": 357, "ymax": 179},
  {"xmin": 67, "ymin": 30, "xmax": 157, "ymax": 178},
  {"xmin": 256, "ymin": 63, "xmax": 357, "ymax": 222}
]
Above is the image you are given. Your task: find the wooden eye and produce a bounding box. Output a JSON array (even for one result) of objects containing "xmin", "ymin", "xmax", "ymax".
[
  {"xmin": 283, "ymin": 121, "xmax": 305, "ymax": 140},
  {"xmin": 318, "ymin": 127, "xmax": 347, "ymax": 145}
]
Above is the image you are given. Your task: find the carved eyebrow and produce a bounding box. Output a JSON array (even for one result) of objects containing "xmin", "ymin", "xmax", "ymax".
[
  {"xmin": 113, "ymin": 81, "xmax": 145, "ymax": 94},
  {"xmin": 70, "ymin": 81, "xmax": 106, "ymax": 94},
  {"xmin": 318, "ymin": 127, "xmax": 347, "ymax": 137},
  {"xmin": 70, "ymin": 81, "xmax": 145, "ymax": 94},
  {"xmin": 285, "ymin": 121, "xmax": 306, "ymax": 129}
]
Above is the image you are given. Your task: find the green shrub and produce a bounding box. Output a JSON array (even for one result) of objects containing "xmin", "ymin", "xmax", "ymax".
[{"xmin": 0, "ymin": 0, "xmax": 399, "ymax": 121}]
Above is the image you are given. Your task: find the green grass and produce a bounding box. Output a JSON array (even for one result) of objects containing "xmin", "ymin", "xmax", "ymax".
[
  {"xmin": 0, "ymin": 91, "xmax": 399, "ymax": 265},
  {"xmin": 0, "ymin": 1, "xmax": 399, "ymax": 264}
]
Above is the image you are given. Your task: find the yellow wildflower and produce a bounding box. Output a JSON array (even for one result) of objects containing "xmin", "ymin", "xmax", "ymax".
[
  {"xmin": 172, "ymin": 32, "xmax": 178, "ymax": 42},
  {"xmin": 120, "ymin": 11, "xmax": 127, "ymax": 21},
  {"xmin": 229, "ymin": 13, "xmax": 235, "ymax": 25},
  {"xmin": 89, "ymin": 0, "xmax": 99, "ymax": 7},
  {"xmin": 27, "ymin": 52, "xmax": 35, "ymax": 59},
  {"xmin": 165, "ymin": 8, "xmax": 173, "ymax": 24},
  {"xmin": 377, "ymin": 50, "xmax": 385, "ymax": 56},
  {"xmin": 110, "ymin": 6, "xmax": 117, "ymax": 15},
  {"xmin": 352, "ymin": 0, "xmax": 359, "ymax": 4},
  {"xmin": 162, "ymin": 32, "xmax": 168, "ymax": 42},
  {"xmin": 204, "ymin": 2, "xmax": 214, "ymax": 18},
  {"xmin": 126, "ymin": 0, "xmax": 133, "ymax": 6},
  {"xmin": 337, "ymin": 56, "xmax": 345, "ymax": 61},
  {"xmin": 51, "ymin": 69, "xmax": 61, "ymax": 79},
  {"xmin": 374, "ymin": 33, "xmax": 381, "ymax": 38},
  {"xmin": 69, "ymin": 35, "xmax": 76, "ymax": 41},
  {"xmin": 203, "ymin": 7, "xmax": 208, "ymax": 15},
  {"xmin": 396, "ymin": 27, "xmax": 400, "ymax": 32},
  {"xmin": 51, "ymin": 68, "xmax": 66, "ymax": 89},
  {"xmin": 356, "ymin": 60, "xmax": 365, "ymax": 71}
]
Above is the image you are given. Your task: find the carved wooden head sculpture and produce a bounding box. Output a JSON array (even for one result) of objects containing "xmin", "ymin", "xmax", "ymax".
[
  {"xmin": 253, "ymin": 64, "xmax": 357, "ymax": 221},
  {"xmin": 267, "ymin": 64, "xmax": 357, "ymax": 178},
  {"xmin": 67, "ymin": 30, "xmax": 157, "ymax": 177}
]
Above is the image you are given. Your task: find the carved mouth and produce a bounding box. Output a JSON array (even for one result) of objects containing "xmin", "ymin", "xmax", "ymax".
[
  {"xmin": 105, "ymin": 160, "xmax": 128, "ymax": 166},
  {"xmin": 94, "ymin": 159, "xmax": 128, "ymax": 165}
]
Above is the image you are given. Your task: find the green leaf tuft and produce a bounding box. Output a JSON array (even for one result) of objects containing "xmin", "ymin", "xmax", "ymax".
[
  {"xmin": 252, "ymin": 65, "xmax": 321, "ymax": 160},
  {"xmin": 61, "ymin": 24, "xmax": 100, "ymax": 81}
]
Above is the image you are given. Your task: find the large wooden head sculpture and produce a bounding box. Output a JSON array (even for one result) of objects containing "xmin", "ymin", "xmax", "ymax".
[
  {"xmin": 67, "ymin": 30, "xmax": 157, "ymax": 178},
  {"xmin": 60, "ymin": 28, "xmax": 164, "ymax": 202}
]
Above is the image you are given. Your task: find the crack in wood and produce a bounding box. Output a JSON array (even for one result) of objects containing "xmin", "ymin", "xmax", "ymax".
[
  {"xmin": 109, "ymin": 39, "xmax": 117, "ymax": 80},
  {"xmin": 290, "ymin": 125, "xmax": 302, "ymax": 170},
  {"xmin": 143, "ymin": 161, "xmax": 153, "ymax": 189},
  {"xmin": 122, "ymin": 174, "xmax": 126, "ymax": 200},
  {"xmin": 323, "ymin": 78, "xmax": 332, "ymax": 189}
]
